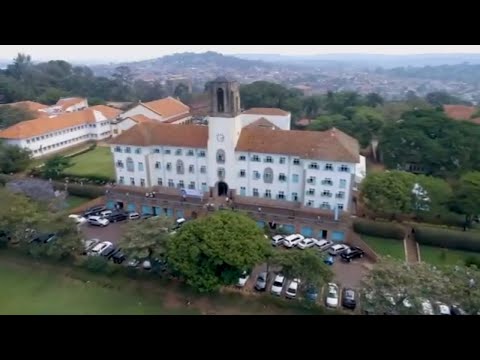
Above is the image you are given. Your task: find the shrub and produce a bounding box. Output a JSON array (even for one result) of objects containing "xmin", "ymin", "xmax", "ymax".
[
  {"xmin": 353, "ymin": 219, "xmax": 404, "ymax": 240},
  {"xmin": 57, "ymin": 183, "xmax": 104, "ymax": 199},
  {"xmin": 66, "ymin": 143, "xmax": 96, "ymax": 159},
  {"xmin": 81, "ymin": 256, "xmax": 110, "ymax": 274},
  {"xmin": 465, "ymin": 256, "xmax": 480, "ymax": 269},
  {"xmin": 414, "ymin": 226, "xmax": 480, "ymax": 252},
  {"xmin": 414, "ymin": 212, "xmax": 466, "ymax": 228}
]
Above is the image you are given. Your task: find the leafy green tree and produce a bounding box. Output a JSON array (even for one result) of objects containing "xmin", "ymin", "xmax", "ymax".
[
  {"xmin": 449, "ymin": 172, "xmax": 480, "ymax": 225},
  {"xmin": 426, "ymin": 91, "xmax": 471, "ymax": 107},
  {"xmin": 112, "ymin": 66, "xmax": 133, "ymax": 86},
  {"xmin": 361, "ymin": 171, "xmax": 415, "ymax": 217},
  {"xmin": 0, "ymin": 142, "xmax": 31, "ymax": 173},
  {"xmin": 271, "ymin": 249, "xmax": 333, "ymax": 288},
  {"xmin": 41, "ymin": 155, "xmax": 72, "ymax": 179},
  {"xmin": 362, "ymin": 259, "xmax": 480, "ymax": 315},
  {"xmin": 0, "ymin": 105, "xmax": 36, "ymax": 128},
  {"xmin": 166, "ymin": 211, "xmax": 270, "ymax": 292},
  {"xmin": 365, "ymin": 92, "xmax": 384, "ymax": 107},
  {"xmin": 414, "ymin": 175, "xmax": 452, "ymax": 215},
  {"xmin": 119, "ymin": 216, "xmax": 173, "ymax": 260}
]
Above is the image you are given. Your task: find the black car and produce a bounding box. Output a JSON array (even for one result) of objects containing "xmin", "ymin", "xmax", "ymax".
[
  {"xmin": 107, "ymin": 211, "xmax": 128, "ymax": 223},
  {"xmin": 110, "ymin": 249, "xmax": 126, "ymax": 264},
  {"xmin": 101, "ymin": 245, "xmax": 117, "ymax": 258},
  {"xmin": 30, "ymin": 233, "xmax": 57, "ymax": 244},
  {"xmin": 340, "ymin": 247, "xmax": 365, "ymax": 262},
  {"xmin": 342, "ymin": 288, "xmax": 357, "ymax": 310},
  {"xmin": 84, "ymin": 206, "xmax": 107, "ymax": 218}
]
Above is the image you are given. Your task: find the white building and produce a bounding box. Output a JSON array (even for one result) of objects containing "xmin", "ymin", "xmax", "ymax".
[
  {"xmin": 0, "ymin": 104, "xmax": 121, "ymax": 157},
  {"xmin": 109, "ymin": 77, "xmax": 365, "ymax": 212},
  {"xmin": 111, "ymin": 97, "xmax": 191, "ymax": 137},
  {"xmin": 39, "ymin": 97, "xmax": 89, "ymax": 116}
]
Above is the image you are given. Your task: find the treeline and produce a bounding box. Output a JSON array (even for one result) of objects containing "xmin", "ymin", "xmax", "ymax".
[{"xmin": 0, "ymin": 54, "xmax": 168, "ymax": 105}]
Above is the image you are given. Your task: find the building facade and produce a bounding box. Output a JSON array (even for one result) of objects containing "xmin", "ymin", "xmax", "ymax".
[{"xmin": 109, "ymin": 77, "xmax": 364, "ymax": 213}]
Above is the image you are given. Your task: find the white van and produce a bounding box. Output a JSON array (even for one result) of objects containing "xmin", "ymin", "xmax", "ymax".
[{"xmin": 283, "ymin": 234, "xmax": 305, "ymax": 248}]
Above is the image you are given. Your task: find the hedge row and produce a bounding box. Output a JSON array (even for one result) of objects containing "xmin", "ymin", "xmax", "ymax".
[
  {"xmin": 353, "ymin": 219, "xmax": 404, "ymax": 240},
  {"xmin": 65, "ymin": 143, "xmax": 96, "ymax": 159},
  {"xmin": 52, "ymin": 182, "xmax": 105, "ymax": 199},
  {"xmin": 414, "ymin": 226, "xmax": 480, "ymax": 252},
  {"xmin": 414, "ymin": 212, "xmax": 466, "ymax": 229}
]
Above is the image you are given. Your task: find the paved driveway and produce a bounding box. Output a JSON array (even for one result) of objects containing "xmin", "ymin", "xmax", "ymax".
[{"xmin": 80, "ymin": 221, "xmax": 126, "ymax": 245}]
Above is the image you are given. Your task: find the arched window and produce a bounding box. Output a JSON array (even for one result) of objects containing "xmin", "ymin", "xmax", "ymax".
[
  {"xmin": 216, "ymin": 149, "xmax": 226, "ymax": 164},
  {"xmin": 263, "ymin": 167, "xmax": 274, "ymax": 184},
  {"xmin": 217, "ymin": 88, "xmax": 224, "ymax": 112},
  {"xmin": 126, "ymin": 157, "xmax": 134, "ymax": 172},
  {"xmin": 176, "ymin": 160, "xmax": 184, "ymax": 175}
]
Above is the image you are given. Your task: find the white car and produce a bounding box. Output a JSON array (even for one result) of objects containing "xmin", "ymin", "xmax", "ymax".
[
  {"xmin": 68, "ymin": 214, "xmax": 87, "ymax": 225},
  {"xmin": 89, "ymin": 241, "xmax": 114, "ymax": 256},
  {"xmin": 237, "ymin": 271, "xmax": 250, "ymax": 288},
  {"xmin": 100, "ymin": 210, "xmax": 112, "ymax": 218},
  {"xmin": 326, "ymin": 283, "xmax": 339, "ymax": 308},
  {"xmin": 436, "ymin": 302, "xmax": 451, "ymax": 315},
  {"xmin": 297, "ymin": 238, "xmax": 318, "ymax": 249},
  {"xmin": 316, "ymin": 239, "xmax": 333, "ymax": 251},
  {"xmin": 88, "ymin": 216, "xmax": 110, "ymax": 227},
  {"xmin": 271, "ymin": 235, "xmax": 285, "ymax": 247},
  {"xmin": 420, "ymin": 299, "xmax": 434, "ymax": 315},
  {"xmin": 82, "ymin": 238, "xmax": 100, "ymax": 254},
  {"xmin": 328, "ymin": 244, "xmax": 350, "ymax": 256},
  {"xmin": 283, "ymin": 234, "xmax": 305, "ymax": 248},
  {"xmin": 271, "ymin": 274, "xmax": 285, "ymax": 296},
  {"xmin": 128, "ymin": 212, "xmax": 140, "ymax": 220},
  {"xmin": 286, "ymin": 279, "xmax": 300, "ymax": 299}
]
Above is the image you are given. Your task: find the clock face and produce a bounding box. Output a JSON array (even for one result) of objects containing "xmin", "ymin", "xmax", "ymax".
[{"xmin": 217, "ymin": 134, "xmax": 225, "ymax": 142}]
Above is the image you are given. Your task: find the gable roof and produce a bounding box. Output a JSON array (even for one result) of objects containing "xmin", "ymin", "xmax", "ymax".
[
  {"xmin": 243, "ymin": 107, "xmax": 290, "ymax": 116},
  {"xmin": 109, "ymin": 122, "xmax": 208, "ymax": 148},
  {"xmin": 245, "ymin": 117, "xmax": 280, "ymax": 130},
  {"xmin": 443, "ymin": 105, "xmax": 480, "ymax": 125},
  {"xmin": 1, "ymin": 101, "xmax": 48, "ymax": 114},
  {"xmin": 130, "ymin": 114, "xmax": 154, "ymax": 124},
  {"xmin": 90, "ymin": 105, "xmax": 122, "ymax": 119},
  {"xmin": 142, "ymin": 97, "xmax": 190, "ymax": 119},
  {"xmin": 236, "ymin": 127, "xmax": 359, "ymax": 163},
  {"xmin": 0, "ymin": 109, "xmax": 103, "ymax": 140}
]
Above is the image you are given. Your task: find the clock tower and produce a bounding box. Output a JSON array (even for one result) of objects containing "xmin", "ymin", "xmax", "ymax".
[{"xmin": 206, "ymin": 76, "xmax": 243, "ymax": 197}]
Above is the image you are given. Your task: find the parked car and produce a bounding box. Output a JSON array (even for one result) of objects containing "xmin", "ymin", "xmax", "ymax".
[
  {"xmin": 107, "ymin": 211, "xmax": 128, "ymax": 223},
  {"xmin": 297, "ymin": 238, "xmax": 318, "ymax": 250},
  {"xmin": 271, "ymin": 235, "xmax": 285, "ymax": 247},
  {"xmin": 435, "ymin": 302, "xmax": 451, "ymax": 315},
  {"xmin": 326, "ymin": 283, "xmax": 339, "ymax": 308},
  {"xmin": 101, "ymin": 245, "xmax": 117, "ymax": 258},
  {"xmin": 340, "ymin": 247, "xmax": 365, "ymax": 262},
  {"xmin": 420, "ymin": 299, "xmax": 434, "ymax": 315},
  {"xmin": 172, "ymin": 218, "xmax": 186, "ymax": 231},
  {"xmin": 305, "ymin": 285, "xmax": 319, "ymax": 302},
  {"xmin": 316, "ymin": 239, "xmax": 333, "ymax": 251},
  {"xmin": 283, "ymin": 234, "xmax": 305, "ymax": 248},
  {"xmin": 342, "ymin": 288, "xmax": 357, "ymax": 310},
  {"xmin": 237, "ymin": 271, "xmax": 250, "ymax": 288},
  {"xmin": 89, "ymin": 241, "xmax": 114, "ymax": 256},
  {"xmin": 128, "ymin": 212, "xmax": 140, "ymax": 220},
  {"xmin": 271, "ymin": 274, "xmax": 285, "ymax": 296},
  {"xmin": 30, "ymin": 233, "xmax": 57, "ymax": 244},
  {"xmin": 286, "ymin": 279, "xmax": 300, "ymax": 299},
  {"xmin": 254, "ymin": 272, "xmax": 269, "ymax": 291},
  {"xmin": 328, "ymin": 244, "xmax": 350, "ymax": 256},
  {"xmin": 450, "ymin": 305, "xmax": 467, "ymax": 315},
  {"xmin": 100, "ymin": 210, "xmax": 113, "ymax": 218},
  {"xmin": 142, "ymin": 260, "xmax": 152, "ymax": 270},
  {"xmin": 127, "ymin": 259, "xmax": 140, "ymax": 268},
  {"xmin": 68, "ymin": 214, "xmax": 87, "ymax": 225},
  {"xmin": 83, "ymin": 206, "xmax": 106, "ymax": 218},
  {"xmin": 87, "ymin": 216, "xmax": 109, "ymax": 227},
  {"xmin": 110, "ymin": 249, "xmax": 127, "ymax": 264},
  {"xmin": 82, "ymin": 238, "xmax": 100, "ymax": 255}
]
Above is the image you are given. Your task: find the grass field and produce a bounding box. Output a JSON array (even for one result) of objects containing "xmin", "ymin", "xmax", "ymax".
[
  {"xmin": 419, "ymin": 245, "xmax": 480, "ymax": 267},
  {"xmin": 65, "ymin": 196, "xmax": 91, "ymax": 210},
  {"xmin": 64, "ymin": 147, "xmax": 114, "ymax": 179},
  {"xmin": 362, "ymin": 235, "xmax": 405, "ymax": 260}
]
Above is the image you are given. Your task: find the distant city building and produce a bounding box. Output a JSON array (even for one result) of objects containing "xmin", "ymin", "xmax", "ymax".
[
  {"xmin": 443, "ymin": 104, "xmax": 480, "ymax": 125},
  {"xmin": 293, "ymin": 85, "xmax": 313, "ymax": 96}
]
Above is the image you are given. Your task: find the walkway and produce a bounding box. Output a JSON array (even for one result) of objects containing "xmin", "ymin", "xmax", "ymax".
[{"xmin": 404, "ymin": 230, "xmax": 420, "ymax": 263}]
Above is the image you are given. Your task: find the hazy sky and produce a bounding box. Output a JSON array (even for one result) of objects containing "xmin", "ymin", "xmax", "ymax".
[{"xmin": 2, "ymin": 45, "xmax": 480, "ymax": 62}]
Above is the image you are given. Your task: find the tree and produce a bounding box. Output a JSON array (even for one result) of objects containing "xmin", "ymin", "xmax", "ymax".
[
  {"xmin": 0, "ymin": 105, "xmax": 36, "ymax": 128},
  {"xmin": 119, "ymin": 216, "xmax": 173, "ymax": 260},
  {"xmin": 361, "ymin": 259, "xmax": 480, "ymax": 315},
  {"xmin": 6, "ymin": 53, "xmax": 33, "ymax": 80},
  {"xmin": 414, "ymin": 175, "xmax": 452, "ymax": 215},
  {"xmin": 365, "ymin": 93, "xmax": 384, "ymax": 107},
  {"xmin": 271, "ymin": 249, "xmax": 333, "ymax": 288},
  {"xmin": 426, "ymin": 91, "xmax": 471, "ymax": 107},
  {"xmin": 0, "ymin": 142, "xmax": 31, "ymax": 173},
  {"xmin": 165, "ymin": 211, "xmax": 270, "ymax": 292},
  {"xmin": 173, "ymin": 84, "xmax": 191, "ymax": 102},
  {"xmin": 112, "ymin": 66, "xmax": 133, "ymax": 86},
  {"xmin": 361, "ymin": 171, "xmax": 415, "ymax": 217},
  {"xmin": 450, "ymin": 172, "xmax": 480, "ymax": 226},
  {"xmin": 41, "ymin": 155, "xmax": 72, "ymax": 179}
]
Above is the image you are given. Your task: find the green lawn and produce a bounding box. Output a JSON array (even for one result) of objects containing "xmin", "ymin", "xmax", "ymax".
[
  {"xmin": 420, "ymin": 245, "xmax": 480, "ymax": 267},
  {"xmin": 64, "ymin": 147, "xmax": 114, "ymax": 179},
  {"xmin": 65, "ymin": 196, "xmax": 91, "ymax": 210},
  {"xmin": 361, "ymin": 235, "xmax": 405, "ymax": 260},
  {"xmin": 0, "ymin": 262, "xmax": 199, "ymax": 315}
]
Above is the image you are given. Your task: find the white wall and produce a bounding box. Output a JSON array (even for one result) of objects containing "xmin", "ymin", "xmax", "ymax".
[
  {"xmin": 65, "ymin": 99, "xmax": 88, "ymax": 112},
  {"xmin": 111, "ymin": 118, "xmax": 137, "ymax": 137},
  {"xmin": 240, "ymin": 113, "xmax": 291, "ymax": 130},
  {"xmin": 121, "ymin": 104, "xmax": 163, "ymax": 121}
]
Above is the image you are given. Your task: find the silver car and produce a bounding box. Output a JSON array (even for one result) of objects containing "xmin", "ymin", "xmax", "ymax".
[{"xmin": 254, "ymin": 272, "xmax": 268, "ymax": 291}]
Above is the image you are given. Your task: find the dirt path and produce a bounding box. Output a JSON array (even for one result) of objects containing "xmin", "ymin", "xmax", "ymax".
[{"xmin": 404, "ymin": 232, "xmax": 420, "ymax": 263}]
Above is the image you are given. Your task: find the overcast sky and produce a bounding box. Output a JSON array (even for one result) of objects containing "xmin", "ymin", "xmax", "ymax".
[{"xmin": 2, "ymin": 45, "xmax": 480, "ymax": 62}]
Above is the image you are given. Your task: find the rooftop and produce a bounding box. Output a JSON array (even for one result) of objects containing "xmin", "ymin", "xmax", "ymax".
[
  {"xmin": 443, "ymin": 104, "xmax": 480, "ymax": 123},
  {"xmin": 142, "ymin": 97, "xmax": 190, "ymax": 119},
  {"xmin": 242, "ymin": 107, "xmax": 290, "ymax": 116}
]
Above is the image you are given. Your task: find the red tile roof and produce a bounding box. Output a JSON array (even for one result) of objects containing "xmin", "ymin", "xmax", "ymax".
[
  {"xmin": 243, "ymin": 108, "xmax": 290, "ymax": 116},
  {"xmin": 143, "ymin": 97, "xmax": 190, "ymax": 119},
  {"xmin": 245, "ymin": 117, "xmax": 280, "ymax": 130},
  {"xmin": 56, "ymin": 97, "xmax": 86, "ymax": 110},
  {"xmin": 236, "ymin": 127, "xmax": 359, "ymax": 163},
  {"xmin": 130, "ymin": 115, "xmax": 154, "ymax": 124},
  {"xmin": 90, "ymin": 105, "xmax": 122, "ymax": 119},
  {"xmin": 109, "ymin": 122, "xmax": 208, "ymax": 148},
  {"xmin": 1, "ymin": 101, "xmax": 48, "ymax": 113}
]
